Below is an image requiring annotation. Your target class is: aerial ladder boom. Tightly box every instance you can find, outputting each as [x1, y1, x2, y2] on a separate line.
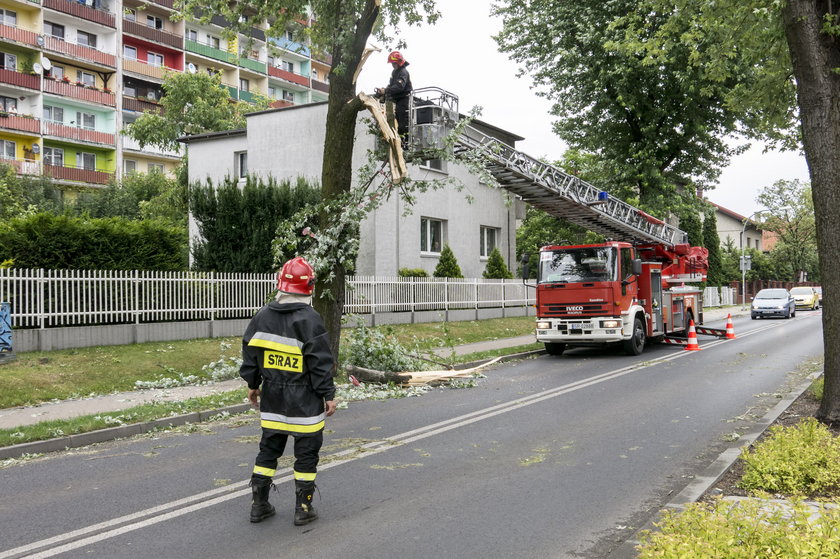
[408, 88, 687, 248]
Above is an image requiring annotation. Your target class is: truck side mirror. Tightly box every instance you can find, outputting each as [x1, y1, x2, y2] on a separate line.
[632, 259, 642, 276]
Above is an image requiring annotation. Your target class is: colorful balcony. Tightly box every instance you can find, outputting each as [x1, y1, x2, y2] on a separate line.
[269, 99, 293, 109]
[44, 163, 114, 184]
[311, 79, 329, 94]
[42, 121, 115, 146]
[0, 157, 40, 175]
[268, 65, 309, 87]
[150, 0, 174, 9]
[43, 35, 116, 67]
[123, 19, 183, 49]
[42, 0, 115, 28]
[239, 57, 266, 74]
[0, 68, 39, 90]
[0, 23, 41, 47]
[269, 36, 310, 57]
[0, 113, 40, 134]
[122, 96, 163, 115]
[43, 78, 116, 106]
[185, 39, 235, 64]
[123, 57, 175, 80]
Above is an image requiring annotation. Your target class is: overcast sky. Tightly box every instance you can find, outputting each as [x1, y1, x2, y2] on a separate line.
[356, 0, 810, 219]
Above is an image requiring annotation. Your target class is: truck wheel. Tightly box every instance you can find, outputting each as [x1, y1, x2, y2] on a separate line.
[545, 343, 566, 356]
[623, 317, 646, 356]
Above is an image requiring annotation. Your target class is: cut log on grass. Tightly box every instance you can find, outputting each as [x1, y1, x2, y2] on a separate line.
[345, 364, 413, 385]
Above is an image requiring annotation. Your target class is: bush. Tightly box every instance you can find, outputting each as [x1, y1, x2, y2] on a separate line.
[0, 213, 187, 270]
[738, 417, 840, 495]
[398, 268, 428, 277]
[340, 324, 429, 373]
[433, 244, 463, 278]
[637, 497, 840, 558]
[482, 247, 513, 279]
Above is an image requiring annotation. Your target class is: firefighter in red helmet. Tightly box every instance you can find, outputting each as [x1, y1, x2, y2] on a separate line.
[240, 256, 336, 525]
[375, 50, 413, 147]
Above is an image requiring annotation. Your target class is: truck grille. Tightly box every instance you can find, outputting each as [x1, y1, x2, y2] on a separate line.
[542, 302, 608, 317]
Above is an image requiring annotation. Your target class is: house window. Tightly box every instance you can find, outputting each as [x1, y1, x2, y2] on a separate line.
[147, 52, 164, 67]
[77, 70, 95, 87]
[49, 65, 64, 80]
[0, 139, 15, 159]
[45, 21, 65, 39]
[0, 9, 17, 27]
[124, 45, 138, 60]
[77, 30, 97, 48]
[209, 35, 220, 49]
[0, 51, 17, 70]
[124, 159, 136, 174]
[0, 96, 16, 112]
[44, 105, 64, 123]
[267, 86, 276, 98]
[44, 146, 64, 167]
[284, 30, 294, 41]
[148, 163, 164, 173]
[235, 151, 247, 178]
[186, 29, 197, 42]
[267, 55, 275, 66]
[421, 159, 445, 172]
[282, 90, 294, 102]
[125, 9, 136, 22]
[282, 60, 294, 73]
[239, 78, 249, 92]
[75, 111, 95, 130]
[76, 152, 96, 171]
[312, 69, 318, 80]
[480, 226, 499, 258]
[421, 218, 443, 254]
[124, 84, 137, 97]
[146, 15, 163, 30]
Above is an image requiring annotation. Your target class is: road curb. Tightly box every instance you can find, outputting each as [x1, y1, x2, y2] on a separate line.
[0, 403, 253, 460]
[609, 371, 823, 557]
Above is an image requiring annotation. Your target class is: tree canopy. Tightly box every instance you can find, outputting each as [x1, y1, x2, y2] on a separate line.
[758, 179, 818, 282]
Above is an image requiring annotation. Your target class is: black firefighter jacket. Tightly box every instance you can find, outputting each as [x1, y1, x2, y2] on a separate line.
[384, 63, 412, 102]
[240, 301, 336, 436]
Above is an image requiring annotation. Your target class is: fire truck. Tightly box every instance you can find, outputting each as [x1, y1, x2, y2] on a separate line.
[408, 88, 709, 356]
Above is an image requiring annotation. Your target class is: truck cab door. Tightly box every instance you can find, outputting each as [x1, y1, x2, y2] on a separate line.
[649, 269, 664, 335]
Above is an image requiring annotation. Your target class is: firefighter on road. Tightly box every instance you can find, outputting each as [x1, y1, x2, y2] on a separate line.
[240, 256, 336, 525]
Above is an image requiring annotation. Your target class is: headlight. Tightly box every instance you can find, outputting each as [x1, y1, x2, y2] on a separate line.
[536, 321, 551, 330]
[600, 320, 621, 329]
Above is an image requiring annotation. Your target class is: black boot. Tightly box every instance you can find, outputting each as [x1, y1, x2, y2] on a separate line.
[294, 481, 318, 526]
[249, 476, 275, 523]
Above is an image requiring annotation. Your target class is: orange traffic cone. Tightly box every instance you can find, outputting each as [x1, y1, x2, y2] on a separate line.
[684, 320, 701, 351]
[725, 314, 736, 339]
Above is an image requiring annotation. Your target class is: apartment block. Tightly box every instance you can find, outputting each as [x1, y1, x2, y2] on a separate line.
[0, 0, 329, 190]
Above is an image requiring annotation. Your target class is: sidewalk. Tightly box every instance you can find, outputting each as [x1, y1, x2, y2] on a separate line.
[0, 306, 745, 459]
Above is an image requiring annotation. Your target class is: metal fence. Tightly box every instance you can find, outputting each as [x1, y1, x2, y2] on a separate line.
[0, 268, 736, 329]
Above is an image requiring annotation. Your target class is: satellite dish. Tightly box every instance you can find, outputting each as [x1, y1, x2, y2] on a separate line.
[41, 57, 52, 70]
[31, 144, 40, 154]
[33, 63, 43, 74]
[37, 35, 45, 47]
[147, 92, 157, 100]
[186, 62, 197, 74]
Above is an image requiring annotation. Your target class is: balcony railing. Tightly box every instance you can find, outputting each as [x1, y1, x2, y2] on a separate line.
[185, 39, 236, 64]
[268, 36, 310, 57]
[122, 57, 177, 80]
[43, 121, 115, 146]
[43, 0, 115, 28]
[0, 23, 40, 47]
[122, 135, 180, 157]
[43, 35, 116, 67]
[311, 79, 329, 94]
[43, 78, 116, 106]
[150, 0, 174, 9]
[0, 68, 39, 90]
[44, 163, 114, 185]
[0, 157, 40, 175]
[0, 113, 40, 134]
[268, 65, 309, 87]
[123, 19, 183, 49]
[122, 96, 163, 115]
[269, 99, 294, 109]
[239, 57, 266, 74]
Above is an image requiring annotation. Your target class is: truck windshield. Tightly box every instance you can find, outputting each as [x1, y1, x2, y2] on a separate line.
[539, 247, 616, 284]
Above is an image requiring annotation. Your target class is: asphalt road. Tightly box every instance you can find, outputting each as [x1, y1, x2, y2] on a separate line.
[0, 311, 825, 559]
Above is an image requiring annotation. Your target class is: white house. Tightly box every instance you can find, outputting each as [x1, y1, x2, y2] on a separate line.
[181, 102, 526, 277]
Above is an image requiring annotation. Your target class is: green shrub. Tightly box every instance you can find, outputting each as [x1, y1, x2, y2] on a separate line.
[433, 244, 463, 278]
[340, 323, 429, 373]
[738, 417, 840, 495]
[398, 268, 428, 277]
[482, 247, 513, 279]
[637, 497, 840, 558]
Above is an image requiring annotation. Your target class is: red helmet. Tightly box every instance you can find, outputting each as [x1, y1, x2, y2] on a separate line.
[276, 257, 316, 295]
[387, 51, 405, 65]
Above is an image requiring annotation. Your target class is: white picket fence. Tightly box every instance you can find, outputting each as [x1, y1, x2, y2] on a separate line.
[0, 268, 735, 329]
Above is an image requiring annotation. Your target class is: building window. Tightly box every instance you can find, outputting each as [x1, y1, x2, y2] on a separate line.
[44, 105, 63, 123]
[0, 9, 16, 27]
[147, 52, 164, 67]
[480, 226, 499, 258]
[76, 152, 96, 171]
[267, 86, 276, 98]
[77, 30, 97, 49]
[49, 65, 64, 80]
[0, 139, 15, 159]
[124, 45, 137, 60]
[148, 163, 164, 173]
[282, 90, 294, 102]
[44, 21, 65, 40]
[284, 30, 294, 41]
[421, 218, 443, 254]
[44, 146, 64, 167]
[312, 69, 318, 80]
[125, 9, 136, 22]
[267, 55, 275, 66]
[75, 111, 95, 130]
[235, 151, 247, 178]
[209, 35, 220, 49]
[124, 84, 137, 97]
[186, 29, 197, 42]
[124, 159, 136, 174]
[421, 159, 445, 172]
[282, 60, 294, 73]
[77, 70, 95, 87]
[239, 78, 249, 92]
[0, 51, 17, 70]
[146, 15, 163, 29]
[0, 96, 16, 112]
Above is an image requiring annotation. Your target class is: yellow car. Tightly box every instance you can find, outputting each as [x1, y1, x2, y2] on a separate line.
[790, 286, 820, 310]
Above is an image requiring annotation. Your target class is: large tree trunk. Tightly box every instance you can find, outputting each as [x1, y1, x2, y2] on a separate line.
[782, 0, 840, 423]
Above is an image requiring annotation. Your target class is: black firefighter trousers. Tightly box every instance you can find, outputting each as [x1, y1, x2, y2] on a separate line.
[253, 430, 323, 482]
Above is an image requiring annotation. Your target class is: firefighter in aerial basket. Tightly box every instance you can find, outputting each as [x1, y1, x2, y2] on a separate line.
[240, 256, 337, 525]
